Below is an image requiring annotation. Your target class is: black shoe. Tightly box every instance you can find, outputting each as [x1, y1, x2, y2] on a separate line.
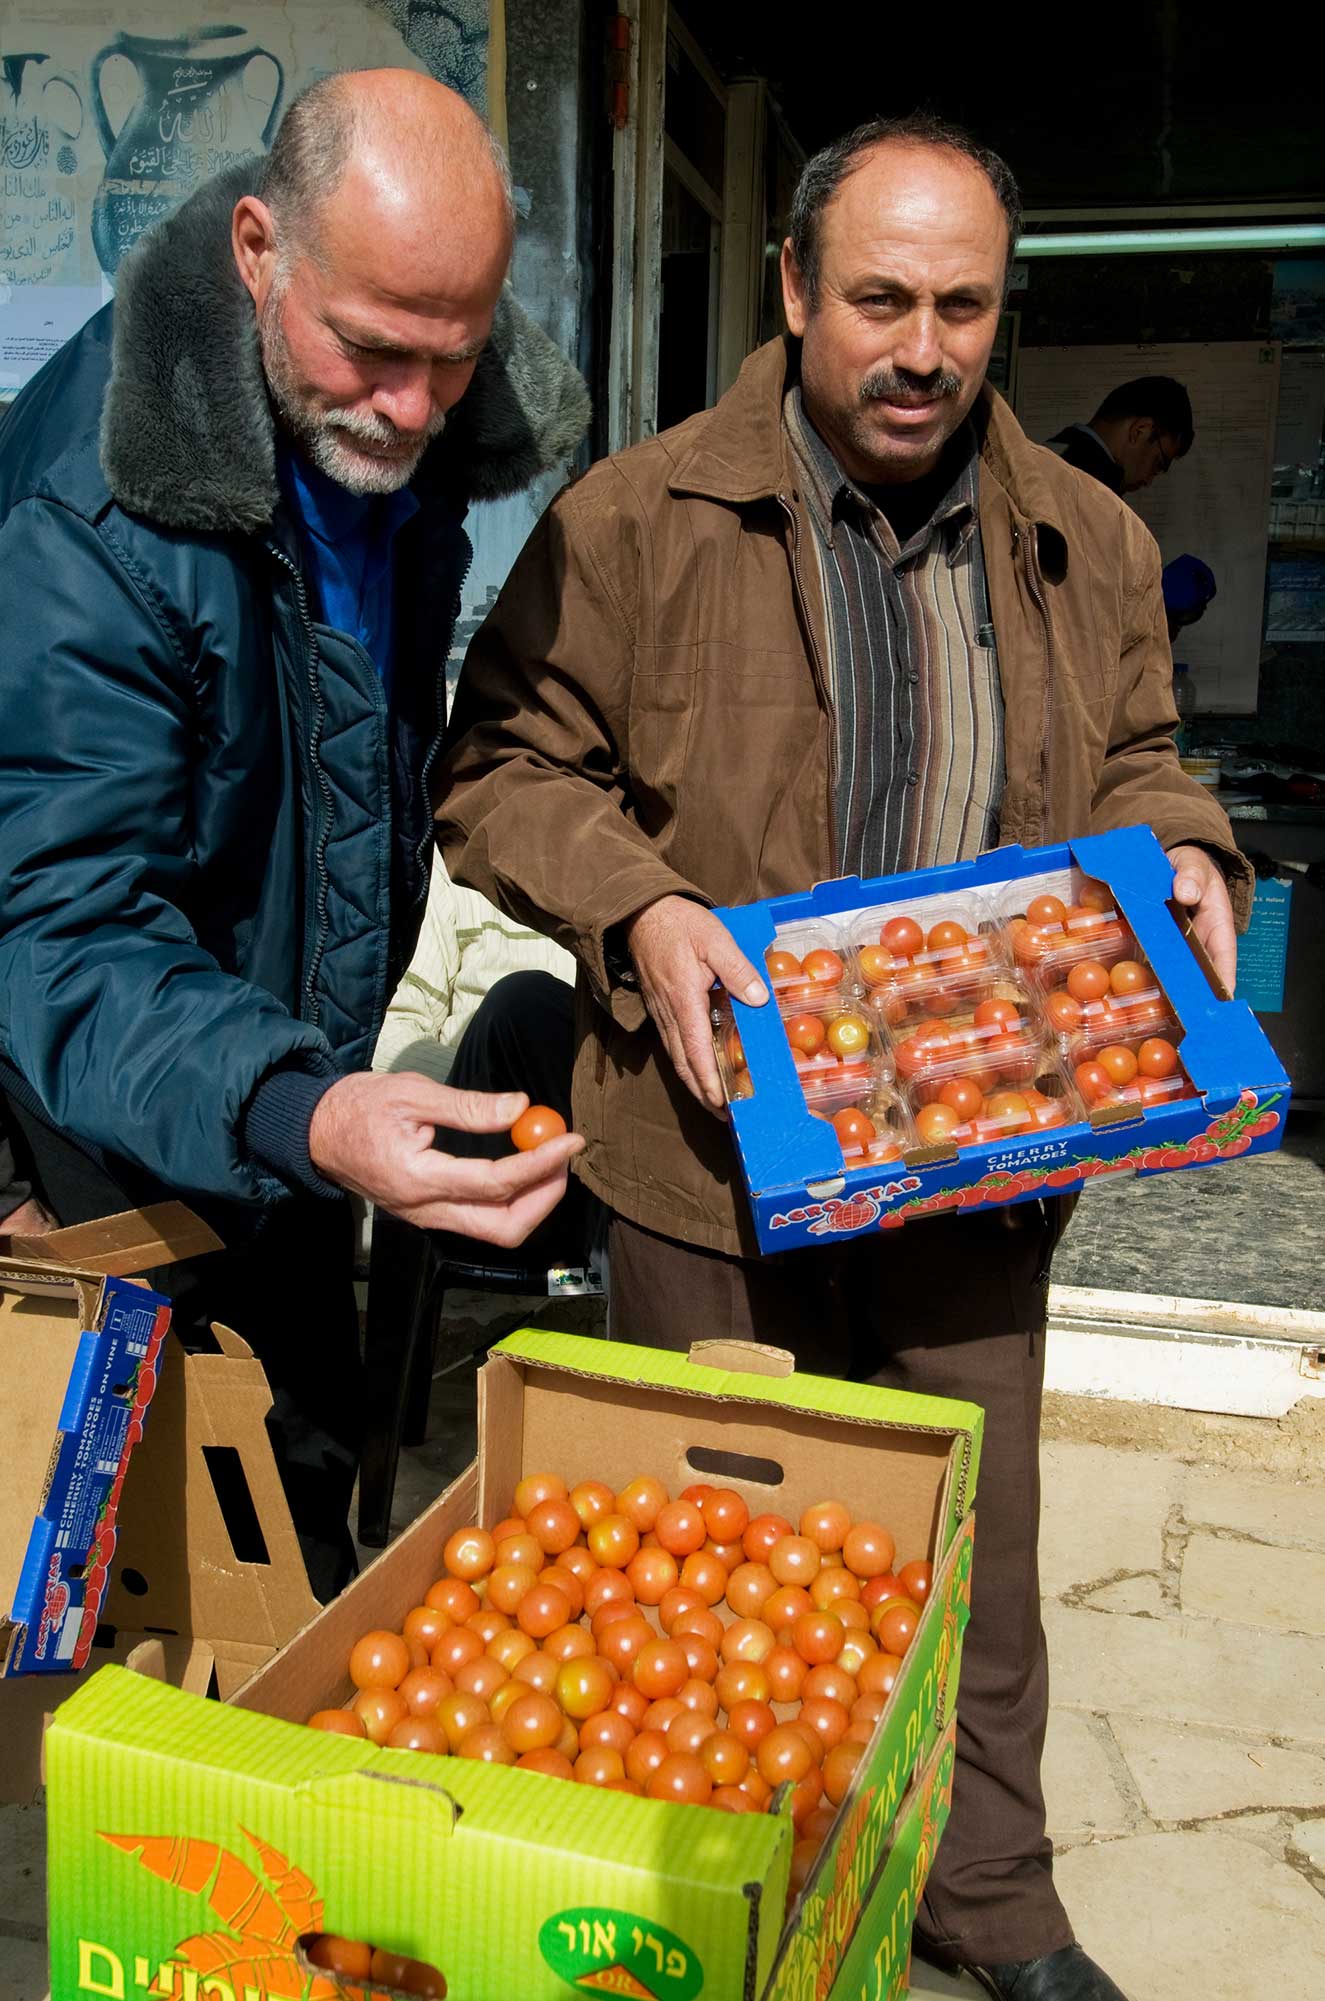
[964, 1946, 1129, 2000]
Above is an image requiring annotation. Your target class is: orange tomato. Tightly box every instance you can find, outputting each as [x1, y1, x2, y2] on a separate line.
[1043, 989, 1082, 1033]
[646, 1752, 712, 1805]
[1137, 1036, 1179, 1078]
[306, 1708, 366, 1737]
[915, 1101, 962, 1147]
[1108, 959, 1149, 996]
[1066, 959, 1111, 1002]
[514, 1472, 567, 1516]
[742, 1513, 792, 1562]
[825, 1011, 871, 1059]
[517, 1747, 574, 1781]
[524, 1499, 580, 1556]
[654, 1499, 707, 1557]
[784, 1011, 827, 1055]
[509, 1105, 568, 1150]
[385, 1715, 447, 1754]
[973, 996, 1021, 1030]
[567, 1477, 613, 1528]
[1074, 1060, 1112, 1106]
[351, 1687, 408, 1744]
[858, 943, 893, 985]
[843, 1521, 896, 1579]
[873, 1598, 922, 1655]
[633, 1638, 689, 1699]
[802, 948, 845, 985]
[1025, 893, 1067, 928]
[791, 1610, 846, 1665]
[1097, 1044, 1139, 1087]
[881, 915, 924, 958]
[823, 1739, 866, 1806]
[587, 1513, 640, 1568]
[765, 949, 803, 984]
[516, 1580, 574, 1640]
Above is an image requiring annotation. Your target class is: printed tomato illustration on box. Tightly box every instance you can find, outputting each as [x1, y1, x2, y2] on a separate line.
[98, 1828, 447, 2001]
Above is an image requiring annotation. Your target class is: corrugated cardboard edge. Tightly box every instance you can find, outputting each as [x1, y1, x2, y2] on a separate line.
[0, 1202, 223, 1279]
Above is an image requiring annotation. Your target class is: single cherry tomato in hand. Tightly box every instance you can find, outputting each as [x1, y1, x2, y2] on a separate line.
[510, 1105, 568, 1151]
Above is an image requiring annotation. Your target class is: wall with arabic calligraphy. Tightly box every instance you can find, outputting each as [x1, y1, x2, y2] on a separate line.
[0, 3, 491, 391]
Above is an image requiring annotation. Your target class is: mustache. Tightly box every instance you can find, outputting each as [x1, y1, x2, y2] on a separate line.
[859, 367, 962, 406]
[324, 405, 448, 449]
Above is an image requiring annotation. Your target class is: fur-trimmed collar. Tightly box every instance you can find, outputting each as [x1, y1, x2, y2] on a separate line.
[100, 161, 591, 534]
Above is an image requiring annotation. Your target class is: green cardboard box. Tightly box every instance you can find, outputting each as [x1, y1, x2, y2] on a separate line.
[46, 1331, 980, 1999]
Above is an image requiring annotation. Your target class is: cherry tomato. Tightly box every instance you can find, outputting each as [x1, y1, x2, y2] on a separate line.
[306, 1708, 366, 1737]
[587, 1513, 640, 1568]
[823, 1739, 866, 1806]
[1025, 893, 1067, 928]
[575, 1744, 626, 1787]
[525, 1500, 580, 1556]
[936, 1075, 984, 1121]
[1012, 919, 1057, 965]
[859, 1652, 903, 1698]
[791, 1610, 846, 1665]
[596, 1614, 653, 1674]
[647, 1752, 713, 1805]
[307, 1937, 373, 1979]
[802, 948, 845, 985]
[1107, 959, 1148, 997]
[914, 1101, 962, 1147]
[1066, 959, 1111, 1002]
[626, 1546, 680, 1605]
[625, 1729, 670, 1784]
[765, 949, 803, 984]
[843, 1522, 896, 1579]
[1137, 1037, 1179, 1078]
[881, 915, 924, 958]
[858, 944, 894, 986]
[984, 1090, 1032, 1131]
[500, 1689, 563, 1753]
[1074, 1060, 1112, 1106]
[743, 1513, 793, 1562]
[726, 1698, 777, 1748]
[349, 1630, 410, 1691]
[873, 1598, 922, 1655]
[352, 1686, 408, 1744]
[799, 1500, 850, 1552]
[825, 1011, 871, 1059]
[785, 1011, 827, 1055]
[715, 1660, 772, 1711]
[700, 1488, 749, 1542]
[927, 919, 968, 952]
[1097, 1044, 1139, 1087]
[1043, 989, 1082, 1033]
[720, 1617, 776, 1666]
[510, 1105, 567, 1151]
[892, 1560, 930, 1608]
[973, 997, 1021, 1030]
[831, 1106, 877, 1151]
[654, 1500, 707, 1557]
[516, 1580, 574, 1640]
[633, 1638, 689, 1699]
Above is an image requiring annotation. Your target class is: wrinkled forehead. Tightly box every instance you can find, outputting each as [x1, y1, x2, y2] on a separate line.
[819, 143, 1009, 280]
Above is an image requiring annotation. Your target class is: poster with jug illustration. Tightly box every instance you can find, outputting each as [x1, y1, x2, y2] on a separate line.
[0, 2, 491, 391]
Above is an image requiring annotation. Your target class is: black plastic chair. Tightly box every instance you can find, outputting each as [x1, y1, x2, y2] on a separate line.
[356, 1206, 603, 1548]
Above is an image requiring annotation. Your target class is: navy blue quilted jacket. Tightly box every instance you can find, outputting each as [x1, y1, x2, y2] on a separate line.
[0, 164, 589, 1210]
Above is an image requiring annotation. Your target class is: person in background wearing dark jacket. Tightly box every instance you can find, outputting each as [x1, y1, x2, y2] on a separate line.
[1048, 375, 1194, 495]
[0, 69, 589, 1594]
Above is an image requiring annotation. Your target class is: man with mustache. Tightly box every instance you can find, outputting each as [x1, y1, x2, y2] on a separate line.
[0, 69, 588, 1595]
[439, 113, 1248, 1998]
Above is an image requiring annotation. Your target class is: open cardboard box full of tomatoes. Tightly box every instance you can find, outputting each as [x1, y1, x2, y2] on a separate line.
[713, 825, 1291, 1253]
[46, 1330, 981, 2001]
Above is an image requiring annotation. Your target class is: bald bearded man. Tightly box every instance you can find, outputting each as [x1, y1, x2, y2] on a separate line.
[0, 70, 589, 1592]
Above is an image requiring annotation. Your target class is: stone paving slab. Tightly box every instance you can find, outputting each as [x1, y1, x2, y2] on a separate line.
[1042, 1600, 1325, 1744]
[1056, 1828, 1325, 2001]
[1180, 1464, 1325, 1553]
[1180, 1529, 1325, 1635]
[1042, 1709, 1141, 1846]
[1037, 1441, 1175, 1599]
[1109, 1715, 1325, 1824]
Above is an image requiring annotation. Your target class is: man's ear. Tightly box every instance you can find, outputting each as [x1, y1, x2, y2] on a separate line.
[781, 239, 809, 338]
[232, 195, 279, 309]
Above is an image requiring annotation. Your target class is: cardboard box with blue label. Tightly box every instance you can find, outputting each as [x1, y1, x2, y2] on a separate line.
[0, 1208, 208, 1677]
[713, 826, 1291, 1254]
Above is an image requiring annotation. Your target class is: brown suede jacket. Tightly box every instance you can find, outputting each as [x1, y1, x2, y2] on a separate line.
[437, 337, 1252, 1255]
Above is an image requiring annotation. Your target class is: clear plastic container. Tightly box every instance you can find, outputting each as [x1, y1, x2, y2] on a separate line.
[998, 869, 1136, 986]
[905, 1045, 1085, 1154]
[806, 1079, 916, 1166]
[1069, 1030, 1195, 1115]
[762, 923, 854, 1015]
[711, 994, 894, 1105]
[847, 894, 1006, 1024]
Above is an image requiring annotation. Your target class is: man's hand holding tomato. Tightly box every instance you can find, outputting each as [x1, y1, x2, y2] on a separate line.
[625, 895, 769, 1111]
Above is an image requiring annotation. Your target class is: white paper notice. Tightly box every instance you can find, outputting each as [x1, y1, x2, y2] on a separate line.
[1016, 342, 1281, 713]
[0, 280, 102, 390]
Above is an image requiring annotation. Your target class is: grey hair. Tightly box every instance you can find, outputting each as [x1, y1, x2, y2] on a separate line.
[788, 112, 1023, 305]
[258, 71, 516, 259]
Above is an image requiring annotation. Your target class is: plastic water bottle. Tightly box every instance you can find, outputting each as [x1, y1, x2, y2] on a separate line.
[1173, 662, 1196, 755]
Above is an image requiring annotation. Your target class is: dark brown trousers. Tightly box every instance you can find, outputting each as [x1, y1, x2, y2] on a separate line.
[608, 1202, 1075, 1970]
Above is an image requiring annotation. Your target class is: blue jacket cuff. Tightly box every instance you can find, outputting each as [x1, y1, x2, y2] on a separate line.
[241, 1060, 343, 1199]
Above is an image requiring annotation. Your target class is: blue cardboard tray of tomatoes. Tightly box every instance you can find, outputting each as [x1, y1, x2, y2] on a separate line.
[712, 826, 1291, 1253]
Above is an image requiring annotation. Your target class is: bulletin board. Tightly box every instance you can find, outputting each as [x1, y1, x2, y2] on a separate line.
[1015, 340, 1281, 714]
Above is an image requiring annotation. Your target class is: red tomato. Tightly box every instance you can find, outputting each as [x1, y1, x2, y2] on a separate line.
[1074, 1061, 1112, 1106]
[510, 1105, 568, 1151]
[938, 1075, 984, 1120]
[1076, 877, 1113, 912]
[1097, 1044, 1140, 1087]
[896, 1559, 933, 1604]
[832, 1106, 877, 1150]
[765, 949, 803, 984]
[1066, 959, 1111, 1002]
[915, 1102, 962, 1147]
[973, 997, 1021, 1031]
[802, 948, 845, 985]
[881, 915, 924, 958]
[1043, 989, 1082, 1033]
[926, 919, 968, 952]
[1108, 959, 1149, 997]
[1137, 1037, 1179, 1078]
[785, 1011, 827, 1054]
[984, 1090, 1033, 1132]
[858, 944, 893, 986]
[1025, 893, 1067, 928]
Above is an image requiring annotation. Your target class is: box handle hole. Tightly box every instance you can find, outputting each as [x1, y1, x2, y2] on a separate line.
[686, 1445, 785, 1488]
[119, 1567, 148, 1596]
[202, 1444, 270, 1565]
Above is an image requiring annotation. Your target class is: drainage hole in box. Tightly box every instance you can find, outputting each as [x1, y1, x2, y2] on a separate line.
[202, 1444, 271, 1564]
[119, 1567, 149, 1596]
[686, 1445, 785, 1488]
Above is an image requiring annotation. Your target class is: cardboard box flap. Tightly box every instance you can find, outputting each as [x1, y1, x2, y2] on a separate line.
[96, 1328, 319, 1659]
[689, 1339, 794, 1378]
[0, 1202, 223, 1280]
